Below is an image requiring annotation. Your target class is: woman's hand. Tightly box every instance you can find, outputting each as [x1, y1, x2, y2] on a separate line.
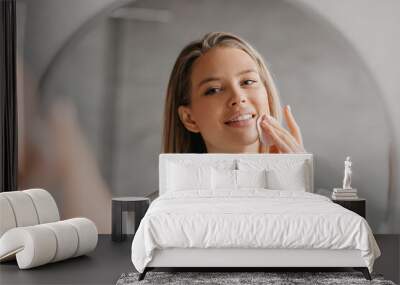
[260, 105, 306, 153]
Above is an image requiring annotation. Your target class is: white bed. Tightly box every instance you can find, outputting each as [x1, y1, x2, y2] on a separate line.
[131, 154, 380, 280]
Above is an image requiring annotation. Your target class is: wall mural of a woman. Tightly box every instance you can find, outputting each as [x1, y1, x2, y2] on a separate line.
[16, 0, 398, 234]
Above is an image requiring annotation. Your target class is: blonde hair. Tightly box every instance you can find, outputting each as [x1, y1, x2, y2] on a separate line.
[162, 31, 282, 153]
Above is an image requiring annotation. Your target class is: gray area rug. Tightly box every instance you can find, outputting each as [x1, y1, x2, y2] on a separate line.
[116, 271, 396, 285]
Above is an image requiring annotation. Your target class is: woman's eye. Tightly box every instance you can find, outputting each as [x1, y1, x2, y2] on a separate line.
[204, 87, 221, 96]
[242, 79, 257, 86]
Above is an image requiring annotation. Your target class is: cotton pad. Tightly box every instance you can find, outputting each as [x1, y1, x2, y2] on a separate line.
[256, 115, 272, 146]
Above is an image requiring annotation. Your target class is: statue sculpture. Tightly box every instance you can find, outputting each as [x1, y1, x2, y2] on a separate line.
[342, 156, 352, 189]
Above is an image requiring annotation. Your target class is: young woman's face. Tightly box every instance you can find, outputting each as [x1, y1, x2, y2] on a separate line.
[179, 47, 270, 153]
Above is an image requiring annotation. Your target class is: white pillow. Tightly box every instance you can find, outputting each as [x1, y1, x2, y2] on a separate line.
[167, 162, 212, 191]
[236, 169, 268, 189]
[212, 168, 237, 190]
[266, 162, 307, 191]
[237, 159, 308, 191]
[211, 168, 268, 190]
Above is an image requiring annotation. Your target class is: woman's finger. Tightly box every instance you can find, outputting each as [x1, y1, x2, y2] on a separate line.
[268, 124, 303, 152]
[264, 115, 298, 145]
[283, 105, 303, 146]
[262, 116, 305, 153]
[261, 120, 292, 153]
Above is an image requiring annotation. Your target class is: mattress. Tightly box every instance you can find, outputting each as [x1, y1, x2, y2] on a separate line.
[131, 189, 380, 273]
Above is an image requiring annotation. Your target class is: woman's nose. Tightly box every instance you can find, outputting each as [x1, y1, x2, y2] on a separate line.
[228, 88, 247, 106]
[230, 98, 246, 106]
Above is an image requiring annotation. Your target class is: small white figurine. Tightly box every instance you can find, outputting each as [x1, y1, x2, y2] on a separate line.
[342, 156, 352, 189]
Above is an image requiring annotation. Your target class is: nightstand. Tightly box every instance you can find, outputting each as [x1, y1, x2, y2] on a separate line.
[112, 197, 150, 242]
[332, 198, 366, 218]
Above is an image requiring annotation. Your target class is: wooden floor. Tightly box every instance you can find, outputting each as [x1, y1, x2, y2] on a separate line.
[0, 235, 398, 284]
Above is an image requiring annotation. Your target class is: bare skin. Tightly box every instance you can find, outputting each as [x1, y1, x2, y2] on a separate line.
[178, 46, 305, 153]
[260, 105, 305, 153]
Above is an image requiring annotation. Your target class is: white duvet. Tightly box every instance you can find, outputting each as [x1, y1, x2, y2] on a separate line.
[131, 189, 380, 273]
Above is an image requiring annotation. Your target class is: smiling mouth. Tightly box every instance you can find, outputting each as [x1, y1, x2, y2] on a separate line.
[225, 114, 256, 127]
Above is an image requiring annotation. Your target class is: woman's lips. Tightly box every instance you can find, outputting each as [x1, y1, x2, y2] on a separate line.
[225, 116, 255, 128]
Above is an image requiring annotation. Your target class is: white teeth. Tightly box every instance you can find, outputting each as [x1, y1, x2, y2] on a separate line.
[229, 114, 253, 122]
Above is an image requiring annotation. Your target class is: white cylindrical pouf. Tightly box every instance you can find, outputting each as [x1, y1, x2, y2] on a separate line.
[24, 189, 60, 223]
[0, 190, 98, 269]
[0, 195, 17, 237]
[43, 221, 79, 262]
[0, 226, 57, 269]
[65, 218, 98, 257]
[1, 192, 39, 227]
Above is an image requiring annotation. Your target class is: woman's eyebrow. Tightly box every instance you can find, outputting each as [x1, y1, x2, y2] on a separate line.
[197, 68, 257, 88]
[236, 68, 257, 76]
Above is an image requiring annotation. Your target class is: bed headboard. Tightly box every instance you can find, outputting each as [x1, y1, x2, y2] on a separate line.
[159, 153, 314, 195]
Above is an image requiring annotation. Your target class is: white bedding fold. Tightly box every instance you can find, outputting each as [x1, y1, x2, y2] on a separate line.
[131, 189, 380, 273]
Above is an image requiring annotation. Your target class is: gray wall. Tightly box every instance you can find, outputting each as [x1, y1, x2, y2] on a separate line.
[19, 0, 400, 234]
[298, 0, 400, 234]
